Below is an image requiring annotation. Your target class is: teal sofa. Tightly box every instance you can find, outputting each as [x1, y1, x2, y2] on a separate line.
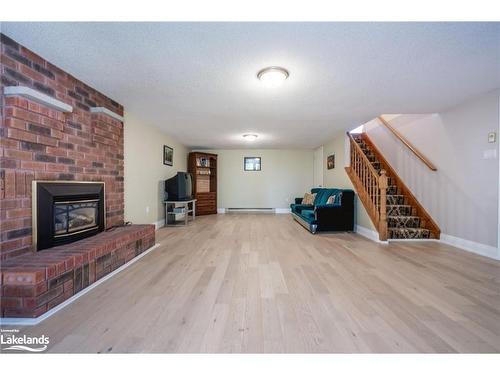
[290, 188, 355, 233]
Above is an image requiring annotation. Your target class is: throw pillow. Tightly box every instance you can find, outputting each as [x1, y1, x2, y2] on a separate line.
[326, 195, 336, 205]
[301, 192, 316, 205]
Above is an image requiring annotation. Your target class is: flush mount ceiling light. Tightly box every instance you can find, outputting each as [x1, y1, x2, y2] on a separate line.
[257, 66, 289, 88]
[242, 134, 258, 141]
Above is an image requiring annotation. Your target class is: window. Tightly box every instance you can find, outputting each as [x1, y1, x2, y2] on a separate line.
[244, 157, 261, 171]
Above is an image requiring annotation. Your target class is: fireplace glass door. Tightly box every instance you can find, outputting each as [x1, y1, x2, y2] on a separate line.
[54, 200, 99, 237]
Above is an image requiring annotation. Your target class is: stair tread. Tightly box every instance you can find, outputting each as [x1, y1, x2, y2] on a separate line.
[389, 227, 430, 232]
[387, 215, 420, 219]
[388, 227, 431, 240]
[389, 228, 428, 231]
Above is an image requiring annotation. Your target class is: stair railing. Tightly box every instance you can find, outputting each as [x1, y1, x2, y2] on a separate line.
[347, 133, 388, 241]
[377, 116, 437, 171]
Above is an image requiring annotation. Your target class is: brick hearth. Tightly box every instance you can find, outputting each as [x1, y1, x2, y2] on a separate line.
[0, 225, 155, 318]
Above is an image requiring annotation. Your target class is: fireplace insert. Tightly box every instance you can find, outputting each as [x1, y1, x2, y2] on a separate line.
[54, 199, 99, 236]
[33, 181, 105, 251]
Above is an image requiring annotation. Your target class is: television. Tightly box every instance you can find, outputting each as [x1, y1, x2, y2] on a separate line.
[165, 172, 193, 200]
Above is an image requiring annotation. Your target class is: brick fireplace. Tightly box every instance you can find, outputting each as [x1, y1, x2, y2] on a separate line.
[0, 34, 156, 318]
[1, 33, 125, 260]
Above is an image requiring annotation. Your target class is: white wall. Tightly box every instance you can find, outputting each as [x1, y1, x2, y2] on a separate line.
[124, 112, 189, 226]
[365, 89, 500, 254]
[313, 146, 324, 187]
[203, 149, 314, 209]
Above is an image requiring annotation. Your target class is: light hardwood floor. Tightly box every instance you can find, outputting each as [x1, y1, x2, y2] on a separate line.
[5, 214, 500, 353]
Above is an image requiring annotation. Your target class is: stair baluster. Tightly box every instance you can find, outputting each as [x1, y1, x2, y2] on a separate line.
[346, 133, 388, 241]
[379, 170, 388, 241]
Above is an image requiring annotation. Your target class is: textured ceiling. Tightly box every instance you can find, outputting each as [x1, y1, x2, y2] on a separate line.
[2, 22, 499, 149]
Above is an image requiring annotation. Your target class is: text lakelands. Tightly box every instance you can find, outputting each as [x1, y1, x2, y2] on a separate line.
[1, 334, 50, 345]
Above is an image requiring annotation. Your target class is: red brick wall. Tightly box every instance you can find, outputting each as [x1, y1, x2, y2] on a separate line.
[1, 33, 125, 260]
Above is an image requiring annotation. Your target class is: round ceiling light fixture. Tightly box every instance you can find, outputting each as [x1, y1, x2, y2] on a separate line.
[242, 134, 258, 141]
[257, 66, 289, 88]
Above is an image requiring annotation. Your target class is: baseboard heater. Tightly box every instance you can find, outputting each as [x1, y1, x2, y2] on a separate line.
[226, 208, 275, 214]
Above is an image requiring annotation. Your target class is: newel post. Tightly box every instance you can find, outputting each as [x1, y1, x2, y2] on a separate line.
[378, 169, 388, 241]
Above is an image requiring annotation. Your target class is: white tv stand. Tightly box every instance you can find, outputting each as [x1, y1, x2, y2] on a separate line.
[163, 199, 197, 226]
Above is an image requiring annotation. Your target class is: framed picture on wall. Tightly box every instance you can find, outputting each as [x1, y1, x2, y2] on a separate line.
[163, 145, 173, 166]
[244, 157, 261, 171]
[327, 154, 335, 170]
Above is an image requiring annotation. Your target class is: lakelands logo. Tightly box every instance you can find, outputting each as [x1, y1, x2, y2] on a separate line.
[0, 329, 49, 352]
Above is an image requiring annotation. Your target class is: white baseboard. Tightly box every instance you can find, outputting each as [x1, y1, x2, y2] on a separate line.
[355, 226, 499, 260]
[355, 225, 387, 244]
[0, 243, 161, 326]
[440, 234, 499, 260]
[153, 219, 165, 229]
[226, 208, 274, 213]
[388, 238, 438, 243]
[219, 208, 290, 214]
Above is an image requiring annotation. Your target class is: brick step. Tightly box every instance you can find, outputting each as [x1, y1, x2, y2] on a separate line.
[388, 227, 431, 239]
[388, 216, 421, 228]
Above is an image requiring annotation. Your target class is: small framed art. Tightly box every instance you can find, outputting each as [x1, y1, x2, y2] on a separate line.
[163, 145, 173, 166]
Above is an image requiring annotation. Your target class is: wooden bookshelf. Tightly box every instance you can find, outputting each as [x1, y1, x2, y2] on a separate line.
[188, 152, 217, 215]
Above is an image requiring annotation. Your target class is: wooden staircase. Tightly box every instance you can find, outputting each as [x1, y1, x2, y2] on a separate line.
[345, 131, 440, 241]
